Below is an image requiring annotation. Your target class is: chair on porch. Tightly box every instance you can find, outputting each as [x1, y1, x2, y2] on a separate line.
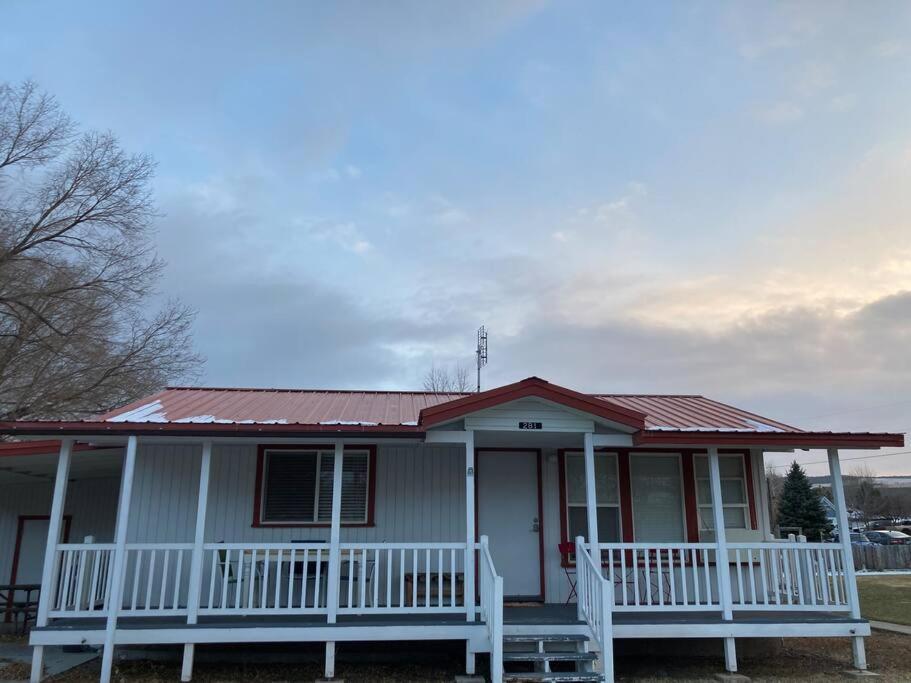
[216, 543, 264, 607]
[557, 542, 577, 604]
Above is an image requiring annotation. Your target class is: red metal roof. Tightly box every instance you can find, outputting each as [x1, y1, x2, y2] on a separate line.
[0, 378, 903, 448]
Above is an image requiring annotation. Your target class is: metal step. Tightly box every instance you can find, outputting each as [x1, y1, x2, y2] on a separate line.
[503, 634, 589, 643]
[503, 651, 598, 663]
[502, 673, 602, 683]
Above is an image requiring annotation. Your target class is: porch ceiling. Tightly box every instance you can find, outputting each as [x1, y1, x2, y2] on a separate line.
[472, 430, 588, 449]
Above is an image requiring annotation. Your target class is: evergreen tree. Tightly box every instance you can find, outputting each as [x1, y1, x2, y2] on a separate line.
[777, 461, 832, 540]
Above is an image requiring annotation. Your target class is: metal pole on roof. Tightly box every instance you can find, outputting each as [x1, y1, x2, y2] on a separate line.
[476, 325, 487, 393]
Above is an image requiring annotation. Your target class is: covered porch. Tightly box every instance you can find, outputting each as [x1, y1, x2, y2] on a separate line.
[3, 377, 902, 683]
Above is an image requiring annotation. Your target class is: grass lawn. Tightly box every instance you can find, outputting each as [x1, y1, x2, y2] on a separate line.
[857, 574, 911, 625]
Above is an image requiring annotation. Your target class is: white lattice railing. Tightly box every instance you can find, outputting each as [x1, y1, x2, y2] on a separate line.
[478, 536, 503, 683]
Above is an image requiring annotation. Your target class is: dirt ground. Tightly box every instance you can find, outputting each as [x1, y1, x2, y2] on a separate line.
[0, 629, 902, 682]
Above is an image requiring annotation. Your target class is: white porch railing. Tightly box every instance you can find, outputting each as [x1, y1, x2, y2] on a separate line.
[46, 541, 472, 619]
[598, 542, 720, 611]
[728, 541, 850, 611]
[200, 543, 329, 615]
[48, 544, 115, 617]
[337, 542, 467, 614]
[478, 535, 503, 683]
[597, 541, 852, 613]
[576, 538, 613, 682]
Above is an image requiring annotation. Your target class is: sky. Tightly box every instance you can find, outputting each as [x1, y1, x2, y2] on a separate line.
[3, 1, 911, 475]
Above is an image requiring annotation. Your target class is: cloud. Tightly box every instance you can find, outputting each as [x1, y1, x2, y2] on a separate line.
[874, 40, 905, 58]
[301, 219, 372, 254]
[757, 102, 804, 124]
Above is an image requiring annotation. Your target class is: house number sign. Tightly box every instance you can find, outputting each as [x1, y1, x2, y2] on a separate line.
[518, 421, 543, 430]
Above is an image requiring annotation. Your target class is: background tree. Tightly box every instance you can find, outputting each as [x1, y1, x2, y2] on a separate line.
[765, 466, 785, 530]
[0, 81, 201, 420]
[777, 461, 831, 540]
[844, 464, 888, 525]
[423, 361, 471, 392]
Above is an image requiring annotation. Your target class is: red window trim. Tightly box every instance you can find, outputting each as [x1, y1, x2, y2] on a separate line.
[556, 447, 757, 567]
[252, 444, 377, 528]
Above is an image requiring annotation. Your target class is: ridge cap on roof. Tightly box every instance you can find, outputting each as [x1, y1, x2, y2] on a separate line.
[163, 386, 471, 396]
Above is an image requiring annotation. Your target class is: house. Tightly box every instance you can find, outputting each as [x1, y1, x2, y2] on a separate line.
[0, 376, 903, 683]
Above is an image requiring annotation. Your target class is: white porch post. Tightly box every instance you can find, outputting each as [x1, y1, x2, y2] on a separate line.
[828, 447, 866, 670]
[181, 440, 212, 682]
[707, 446, 736, 673]
[465, 429, 476, 623]
[583, 432, 600, 556]
[100, 435, 138, 683]
[324, 440, 345, 679]
[464, 430, 477, 675]
[30, 439, 73, 683]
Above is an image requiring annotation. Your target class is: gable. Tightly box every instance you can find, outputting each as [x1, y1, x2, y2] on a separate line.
[462, 397, 599, 433]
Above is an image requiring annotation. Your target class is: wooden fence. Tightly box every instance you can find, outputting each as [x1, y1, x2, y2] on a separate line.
[853, 544, 911, 571]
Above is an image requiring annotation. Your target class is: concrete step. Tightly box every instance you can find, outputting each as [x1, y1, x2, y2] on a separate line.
[503, 651, 598, 663]
[503, 634, 589, 643]
[502, 673, 602, 683]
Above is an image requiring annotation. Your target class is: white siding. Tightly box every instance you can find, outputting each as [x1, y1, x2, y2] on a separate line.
[464, 398, 595, 433]
[125, 443, 467, 545]
[0, 477, 120, 583]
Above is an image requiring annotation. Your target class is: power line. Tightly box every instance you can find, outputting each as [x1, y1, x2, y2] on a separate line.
[795, 398, 911, 422]
[767, 449, 911, 469]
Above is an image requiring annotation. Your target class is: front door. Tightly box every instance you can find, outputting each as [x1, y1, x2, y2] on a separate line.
[477, 450, 542, 600]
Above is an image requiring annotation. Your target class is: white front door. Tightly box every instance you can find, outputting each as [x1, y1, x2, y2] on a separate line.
[477, 450, 542, 600]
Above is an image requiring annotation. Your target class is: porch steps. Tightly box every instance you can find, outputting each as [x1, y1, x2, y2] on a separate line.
[501, 634, 602, 683]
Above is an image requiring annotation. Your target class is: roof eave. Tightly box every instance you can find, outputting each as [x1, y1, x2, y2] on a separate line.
[0, 421, 426, 439]
[634, 430, 905, 449]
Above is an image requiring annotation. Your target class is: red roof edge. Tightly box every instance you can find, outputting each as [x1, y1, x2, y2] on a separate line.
[0, 439, 113, 457]
[634, 430, 905, 449]
[419, 376, 648, 429]
[0, 422, 425, 438]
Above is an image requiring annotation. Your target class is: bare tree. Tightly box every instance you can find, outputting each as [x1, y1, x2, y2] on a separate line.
[423, 361, 472, 393]
[844, 464, 887, 524]
[0, 81, 201, 420]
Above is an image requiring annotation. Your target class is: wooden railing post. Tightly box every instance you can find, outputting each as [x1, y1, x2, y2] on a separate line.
[708, 446, 737, 673]
[181, 441, 211, 681]
[100, 435, 138, 683]
[465, 430, 476, 622]
[583, 433, 600, 557]
[828, 448, 866, 670]
[30, 439, 72, 683]
[324, 441, 345, 680]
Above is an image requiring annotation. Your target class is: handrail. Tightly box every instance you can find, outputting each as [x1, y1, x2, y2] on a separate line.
[478, 536, 503, 683]
[576, 537, 614, 681]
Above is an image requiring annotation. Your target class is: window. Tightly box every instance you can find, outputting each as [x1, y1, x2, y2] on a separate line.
[694, 454, 749, 532]
[563, 452, 621, 543]
[630, 454, 685, 541]
[258, 448, 372, 525]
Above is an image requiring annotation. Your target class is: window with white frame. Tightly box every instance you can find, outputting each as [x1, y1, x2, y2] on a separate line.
[563, 452, 621, 543]
[261, 449, 370, 524]
[694, 454, 749, 532]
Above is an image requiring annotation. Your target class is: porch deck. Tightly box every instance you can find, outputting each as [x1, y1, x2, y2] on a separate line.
[32, 604, 869, 645]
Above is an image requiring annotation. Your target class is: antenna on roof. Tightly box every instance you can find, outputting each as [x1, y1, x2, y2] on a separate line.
[476, 325, 488, 393]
